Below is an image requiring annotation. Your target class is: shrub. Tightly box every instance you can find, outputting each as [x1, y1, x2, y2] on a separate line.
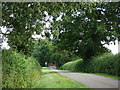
[87, 53, 119, 75]
[61, 53, 120, 76]
[61, 59, 84, 72]
[2, 49, 41, 88]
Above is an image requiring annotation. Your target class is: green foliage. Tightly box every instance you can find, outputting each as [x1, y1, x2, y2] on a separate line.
[86, 53, 120, 75]
[51, 50, 74, 68]
[61, 53, 120, 76]
[31, 39, 77, 67]
[61, 60, 77, 70]
[2, 2, 44, 54]
[2, 2, 119, 61]
[2, 2, 83, 54]
[52, 2, 119, 60]
[61, 59, 85, 72]
[2, 49, 41, 88]
[31, 39, 52, 66]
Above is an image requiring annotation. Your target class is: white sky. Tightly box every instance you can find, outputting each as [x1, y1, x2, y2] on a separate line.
[104, 40, 118, 54]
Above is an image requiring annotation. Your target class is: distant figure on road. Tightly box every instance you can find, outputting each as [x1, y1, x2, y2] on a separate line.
[45, 62, 47, 67]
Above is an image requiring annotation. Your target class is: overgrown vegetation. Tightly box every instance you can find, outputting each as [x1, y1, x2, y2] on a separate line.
[2, 50, 41, 88]
[61, 53, 120, 76]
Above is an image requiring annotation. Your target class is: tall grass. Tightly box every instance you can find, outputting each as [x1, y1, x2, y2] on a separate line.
[2, 49, 42, 88]
[61, 53, 120, 76]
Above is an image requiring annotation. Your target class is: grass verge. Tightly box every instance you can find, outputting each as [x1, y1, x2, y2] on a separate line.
[91, 73, 120, 80]
[35, 67, 90, 88]
[63, 70, 120, 80]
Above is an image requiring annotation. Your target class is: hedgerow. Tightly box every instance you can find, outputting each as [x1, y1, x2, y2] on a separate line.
[2, 49, 41, 88]
[61, 53, 120, 76]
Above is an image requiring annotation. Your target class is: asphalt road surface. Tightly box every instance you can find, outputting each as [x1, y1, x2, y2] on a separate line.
[49, 66, 120, 89]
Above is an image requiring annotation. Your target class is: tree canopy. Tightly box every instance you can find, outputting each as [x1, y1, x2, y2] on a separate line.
[30, 38, 77, 67]
[51, 2, 120, 60]
[2, 2, 120, 61]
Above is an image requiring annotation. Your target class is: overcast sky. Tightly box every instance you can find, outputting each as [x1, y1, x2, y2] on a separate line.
[104, 40, 118, 54]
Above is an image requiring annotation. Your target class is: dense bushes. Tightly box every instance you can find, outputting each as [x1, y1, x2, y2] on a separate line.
[61, 53, 120, 76]
[86, 53, 119, 75]
[60, 59, 84, 72]
[2, 49, 42, 88]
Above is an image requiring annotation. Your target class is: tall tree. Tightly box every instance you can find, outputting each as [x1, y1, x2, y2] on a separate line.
[2, 2, 119, 60]
[51, 2, 120, 61]
[2, 2, 82, 54]
[2, 2, 43, 53]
